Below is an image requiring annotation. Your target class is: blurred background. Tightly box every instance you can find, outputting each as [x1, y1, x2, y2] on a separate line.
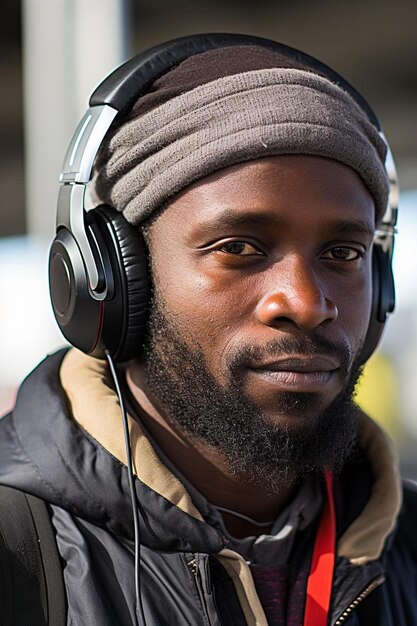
[1, 1, 416, 476]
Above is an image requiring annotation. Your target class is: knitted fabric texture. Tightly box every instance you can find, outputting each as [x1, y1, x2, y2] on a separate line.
[93, 66, 389, 225]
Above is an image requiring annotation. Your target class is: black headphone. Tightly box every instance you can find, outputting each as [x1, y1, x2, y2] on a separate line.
[49, 33, 398, 364]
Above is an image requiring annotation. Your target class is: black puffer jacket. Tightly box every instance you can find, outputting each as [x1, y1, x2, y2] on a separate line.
[0, 349, 416, 626]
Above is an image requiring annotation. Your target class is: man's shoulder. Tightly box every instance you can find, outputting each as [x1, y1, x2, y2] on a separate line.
[395, 479, 417, 557]
[402, 478, 417, 517]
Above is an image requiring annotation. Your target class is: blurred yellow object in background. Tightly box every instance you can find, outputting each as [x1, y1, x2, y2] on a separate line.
[356, 352, 400, 442]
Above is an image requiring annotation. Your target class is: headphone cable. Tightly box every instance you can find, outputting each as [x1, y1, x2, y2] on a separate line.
[105, 350, 145, 626]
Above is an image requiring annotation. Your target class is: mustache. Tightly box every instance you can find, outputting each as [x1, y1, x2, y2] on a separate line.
[228, 334, 353, 372]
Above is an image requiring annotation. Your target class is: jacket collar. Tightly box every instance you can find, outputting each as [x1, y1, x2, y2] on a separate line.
[60, 348, 402, 564]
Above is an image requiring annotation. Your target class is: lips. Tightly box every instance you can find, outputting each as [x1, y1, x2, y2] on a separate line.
[247, 354, 340, 391]
[250, 354, 340, 373]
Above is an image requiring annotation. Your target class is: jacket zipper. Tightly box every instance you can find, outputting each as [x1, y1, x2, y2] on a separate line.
[187, 554, 217, 626]
[334, 575, 385, 625]
[187, 556, 198, 576]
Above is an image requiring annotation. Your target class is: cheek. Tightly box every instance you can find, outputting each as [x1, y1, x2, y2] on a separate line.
[334, 267, 373, 352]
[151, 257, 254, 359]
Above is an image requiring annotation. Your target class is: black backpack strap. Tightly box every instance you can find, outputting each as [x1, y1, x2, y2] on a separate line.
[0, 485, 66, 626]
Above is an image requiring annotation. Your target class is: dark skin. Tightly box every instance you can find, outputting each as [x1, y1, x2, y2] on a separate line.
[127, 155, 375, 537]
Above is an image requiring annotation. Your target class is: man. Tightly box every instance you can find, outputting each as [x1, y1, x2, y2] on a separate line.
[1, 35, 416, 625]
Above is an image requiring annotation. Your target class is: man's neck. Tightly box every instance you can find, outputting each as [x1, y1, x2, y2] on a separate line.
[126, 361, 297, 538]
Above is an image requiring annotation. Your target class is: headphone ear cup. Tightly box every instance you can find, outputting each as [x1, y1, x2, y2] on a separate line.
[360, 245, 395, 364]
[49, 227, 105, 354]
[91, 205, 151, 362]
[376, 244, 395, 322]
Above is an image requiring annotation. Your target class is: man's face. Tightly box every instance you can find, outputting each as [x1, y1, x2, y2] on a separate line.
[142, 155, 375, 484]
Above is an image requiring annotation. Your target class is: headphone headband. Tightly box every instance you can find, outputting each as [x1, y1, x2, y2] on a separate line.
[89, 33, 381, 127]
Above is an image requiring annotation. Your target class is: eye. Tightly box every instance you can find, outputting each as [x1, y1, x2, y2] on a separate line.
[217, 240, 263, 256]
[322, 247, 363, 261]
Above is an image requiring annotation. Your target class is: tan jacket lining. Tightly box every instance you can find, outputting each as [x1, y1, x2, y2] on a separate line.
[216, 549, 268, 626]
[60, 348, 203, 522]
[337, 411, 402, 565]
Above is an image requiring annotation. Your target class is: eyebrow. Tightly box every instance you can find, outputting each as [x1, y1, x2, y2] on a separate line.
[330, 219, 375, 238]
[197, 209, 280, 232]
[196, 210, 375, 237]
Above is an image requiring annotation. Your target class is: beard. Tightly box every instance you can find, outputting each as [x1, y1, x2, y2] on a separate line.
[143, 297, 363, 492]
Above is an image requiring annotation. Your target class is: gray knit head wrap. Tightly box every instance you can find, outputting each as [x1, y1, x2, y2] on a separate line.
[92, 46, 389, 225]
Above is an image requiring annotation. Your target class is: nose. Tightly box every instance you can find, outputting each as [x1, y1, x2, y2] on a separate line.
[255, 257, 338, 330]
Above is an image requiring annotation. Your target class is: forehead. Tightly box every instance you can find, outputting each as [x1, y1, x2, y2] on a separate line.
[156, 155, 375, 236]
